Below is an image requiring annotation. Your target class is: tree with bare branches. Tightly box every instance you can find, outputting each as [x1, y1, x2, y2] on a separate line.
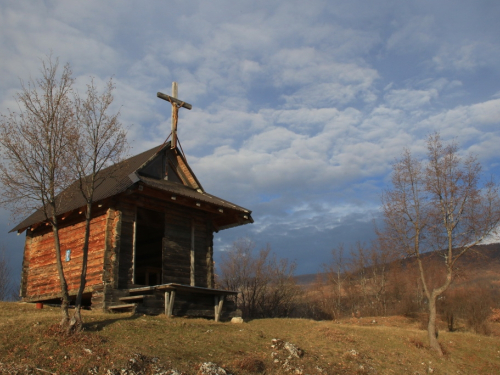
[321, 244, 349, 319]
[0, 57, 76, 324]
[381, 132, 500, 354]
[218, 238, 299, 319]
[67, 77, 127, 332]
[0, 56, 127, 330]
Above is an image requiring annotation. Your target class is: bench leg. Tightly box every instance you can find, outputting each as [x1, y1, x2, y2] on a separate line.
[214, 295, 225, 322]
[165, 291, 176, 317]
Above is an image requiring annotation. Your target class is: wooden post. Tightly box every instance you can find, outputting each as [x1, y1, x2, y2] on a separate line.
[206, 226, 214, 288]
[165, 290, 176, 317]
[156, 83, 192, 150]
[214, 296, 219, 322]
[132, 208, 137, 284]
[169, 290, 175, 317]
[214, 295, 225, 322]
[164, 292, 169, 316]
[190, 220, 195, 286]
[171, 82, 178, 149]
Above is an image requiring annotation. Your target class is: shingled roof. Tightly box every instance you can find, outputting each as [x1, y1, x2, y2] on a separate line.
[11, 142, 253, 232]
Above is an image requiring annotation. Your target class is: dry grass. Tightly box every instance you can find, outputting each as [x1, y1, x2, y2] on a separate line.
[1, 302, 500, 374]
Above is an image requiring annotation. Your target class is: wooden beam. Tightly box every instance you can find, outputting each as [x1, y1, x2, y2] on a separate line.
[134, 185, 240, 217]
[157, 92, 192, 110]
[165, 290, 176, 317]
[190, 219, 195, 287]
[164, 291, 169, 316]
[214, 295, 225, 322]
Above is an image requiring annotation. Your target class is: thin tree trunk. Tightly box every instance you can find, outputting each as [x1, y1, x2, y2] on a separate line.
[69, 202, 92, 332]
[52, 219, 70, 326]
[427, 293, 442, 355]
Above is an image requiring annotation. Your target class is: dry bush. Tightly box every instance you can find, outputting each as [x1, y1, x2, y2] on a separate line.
[408, 336, 425, 349]
[465, 288, 493, 335]
[233, 355, 265, 373]
[218, 238, 300, 319]
[490, 308, 500, 323]
[439, 284, 495, 335]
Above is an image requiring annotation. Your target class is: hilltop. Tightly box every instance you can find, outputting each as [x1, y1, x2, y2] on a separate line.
[296, 243, 500, 287]
[1, 302, 499, 374]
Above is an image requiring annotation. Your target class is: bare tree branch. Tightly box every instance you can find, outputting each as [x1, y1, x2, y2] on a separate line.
[380, 132, 500, 355]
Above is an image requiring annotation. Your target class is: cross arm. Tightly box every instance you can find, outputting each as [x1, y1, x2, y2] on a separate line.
[157, 92, 192, 110]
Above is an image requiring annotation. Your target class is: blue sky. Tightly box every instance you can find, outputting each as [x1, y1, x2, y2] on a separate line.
[1, 0, 500, 282]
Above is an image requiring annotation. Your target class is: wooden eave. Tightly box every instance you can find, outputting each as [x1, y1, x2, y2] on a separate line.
[18, 200, 113, 236]
[11, 141, 253, 234]
[129, 182, 253, 231]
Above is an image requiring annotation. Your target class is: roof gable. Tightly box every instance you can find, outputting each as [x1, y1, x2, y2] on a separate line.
[11, 142, 252, 233]
[136, 145, 204, 192]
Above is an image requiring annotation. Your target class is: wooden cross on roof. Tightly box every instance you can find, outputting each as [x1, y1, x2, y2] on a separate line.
[157, 82, 192, 149]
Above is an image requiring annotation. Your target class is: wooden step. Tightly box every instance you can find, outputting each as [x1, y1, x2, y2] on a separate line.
[108, 303, 137, 311]
[128, 286, 155, 294]
[119, 295, 145, 302]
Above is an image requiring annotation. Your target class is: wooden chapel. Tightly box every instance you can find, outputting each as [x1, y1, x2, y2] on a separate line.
[13, 83, 253, 320]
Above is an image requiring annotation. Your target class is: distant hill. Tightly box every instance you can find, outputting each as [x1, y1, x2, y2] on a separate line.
[295, 243, 500, 288]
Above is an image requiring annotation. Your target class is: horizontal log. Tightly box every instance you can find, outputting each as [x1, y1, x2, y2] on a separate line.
[157, 92, 192, 110]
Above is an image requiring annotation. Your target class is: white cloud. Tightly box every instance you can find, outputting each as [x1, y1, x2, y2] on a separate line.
[433, 41, 500, 72]
[384, 88, 438, 110]
[386, 15, 436, 53]
[2, 0, 500, 275]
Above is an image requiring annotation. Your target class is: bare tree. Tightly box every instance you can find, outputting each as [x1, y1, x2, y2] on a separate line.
[321, 244, 349, 319]
[0, 57, 127, 331]
[381, 133, 500, 354]
[68, 78, 127, 332]
[0, 56, 76, 324]
[218, 238, 299, 319]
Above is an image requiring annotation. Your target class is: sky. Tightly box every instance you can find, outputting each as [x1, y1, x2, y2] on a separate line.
[1, 0, 500, 285]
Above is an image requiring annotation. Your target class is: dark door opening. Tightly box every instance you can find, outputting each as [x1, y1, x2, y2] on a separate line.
[134, 207, 165, 285]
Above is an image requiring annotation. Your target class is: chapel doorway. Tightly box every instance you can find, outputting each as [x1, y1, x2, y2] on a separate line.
[134, 207, 165, 285]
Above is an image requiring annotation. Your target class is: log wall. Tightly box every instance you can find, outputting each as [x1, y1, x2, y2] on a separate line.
[20, 189, 217, 302]
[119, 192, 214, 288]
[163, 203, 212, 287]
[117, 201, 136, 288]
[21, 208, 111, 301]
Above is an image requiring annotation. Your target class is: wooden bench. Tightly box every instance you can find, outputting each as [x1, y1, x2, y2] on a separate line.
[128, 283, 238, 321]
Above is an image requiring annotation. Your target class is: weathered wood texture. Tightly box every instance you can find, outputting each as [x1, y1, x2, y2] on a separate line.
[102, 208, 121, 288]
[118, 193, 214, 288]
[134, 289, 237, 319]
[21, 208, 111, 301]
[116, 202, 136, 288]
[163, 205, 211, 287]
[156, 92, 193, 110]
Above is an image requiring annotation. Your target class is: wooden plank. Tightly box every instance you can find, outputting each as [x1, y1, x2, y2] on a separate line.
[190, 219, 195, 286]
[214, 295, 225, 322]
[129, 285, 155, 293]
[164, 291, 169, 316]
[119, 295, 145, 302]
[155, 283, 237, 295]
[108, 303, 136, 310]
[167, 290, 175, 317]
[157, 92, 192, 110]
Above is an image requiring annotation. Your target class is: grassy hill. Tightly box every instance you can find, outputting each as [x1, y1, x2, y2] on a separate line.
[296, 243, 500, 287]
[1, 302, 500, 374]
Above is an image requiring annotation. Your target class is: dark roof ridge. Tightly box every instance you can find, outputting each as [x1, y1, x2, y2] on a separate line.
[10, 144, 167, 233]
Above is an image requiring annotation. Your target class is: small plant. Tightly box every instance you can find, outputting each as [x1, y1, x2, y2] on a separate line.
[233, 355, 265, 373]
[409, 336, 425, 349]
[489, 308, 500, 323]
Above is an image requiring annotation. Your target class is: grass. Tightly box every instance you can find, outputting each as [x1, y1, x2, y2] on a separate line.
[1, 302, 500, 374]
